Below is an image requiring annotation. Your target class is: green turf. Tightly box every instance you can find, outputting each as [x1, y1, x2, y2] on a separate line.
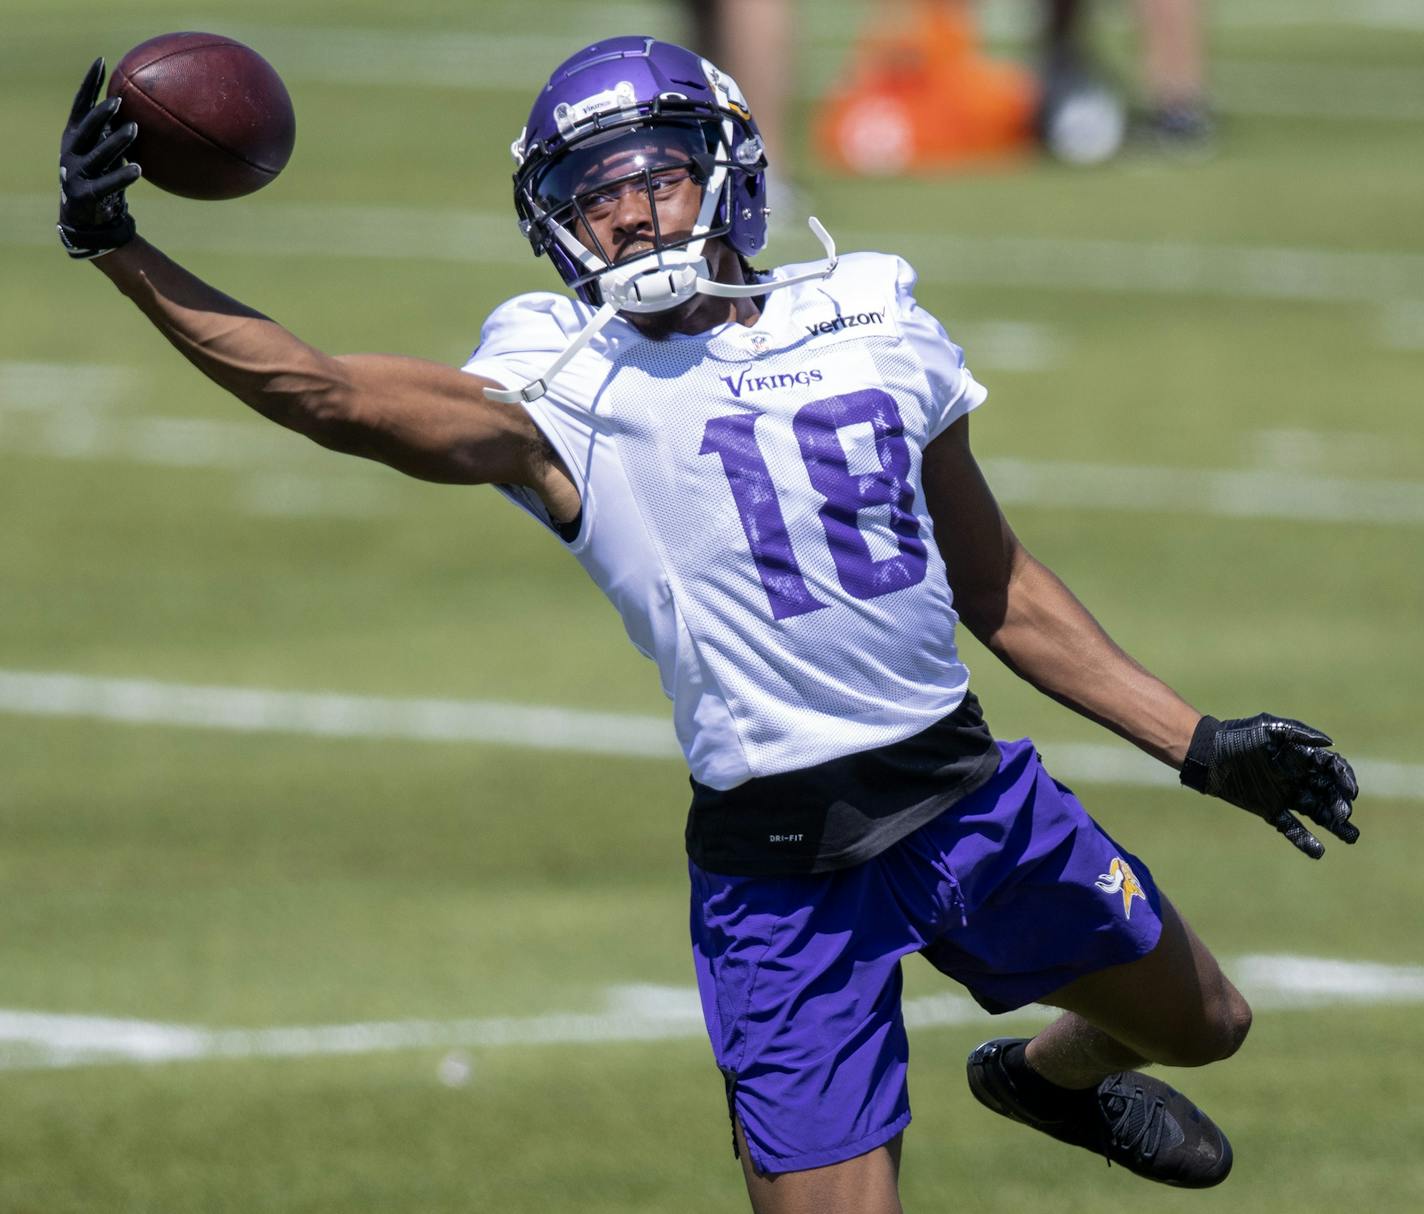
[2, 1011, 1421, 1214]
[2, 1, 1422, 1210]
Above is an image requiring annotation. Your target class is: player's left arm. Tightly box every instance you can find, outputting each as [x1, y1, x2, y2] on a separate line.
[923, 415, 1359, 857]
[923, 417, 1197, 763]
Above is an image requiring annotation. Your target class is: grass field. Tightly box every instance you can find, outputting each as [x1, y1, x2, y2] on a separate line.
[2, 1, 1422, 1210]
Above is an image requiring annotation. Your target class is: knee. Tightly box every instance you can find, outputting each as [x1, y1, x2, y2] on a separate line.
[1212, 987, 1253, 1061]
[1161, 987, 1253, 1068]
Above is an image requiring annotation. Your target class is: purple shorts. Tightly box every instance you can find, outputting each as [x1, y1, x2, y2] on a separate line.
[689, 738, 1164, 1175]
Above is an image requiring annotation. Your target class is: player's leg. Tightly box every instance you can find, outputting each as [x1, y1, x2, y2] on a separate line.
[916, 741, 1239, 1185]
[964, 899, 1243, 1188]
[1028, 893, 1251, 1085]
[735, 1121, 903, 1214]
[963, 895, 1244, 1186]
[689, 848, 955, 1214]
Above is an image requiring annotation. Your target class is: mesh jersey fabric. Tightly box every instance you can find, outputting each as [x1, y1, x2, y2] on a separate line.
[462, 251, 987, 790]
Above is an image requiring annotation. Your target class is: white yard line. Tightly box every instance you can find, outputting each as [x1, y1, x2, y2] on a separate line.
[954, 321, 1065, 373]
[1221, 0, 1424, 32]
[869, 230, 1424, 307]
[0, 670, 680, 759]
[8, 404, 1423, 527]
[234, 471, 398, 519]
[0, 361, 136, 412]
[0, 193, 525, 264]
[0, 669, 1416, 799]
[207, 22, 1424, 121]
[1042, 743, 1419, 802]
[226, 0, 1424, 59]
[1, 955, 1420, 1072]
[1380, 301, 1424, 350]
[1250, 427, 1420, 473]
[6, 193, 1424, 307]
[1215, 62, 1424, 123]
[979, 456, 1424, 526]
[0, 408, 295, 467]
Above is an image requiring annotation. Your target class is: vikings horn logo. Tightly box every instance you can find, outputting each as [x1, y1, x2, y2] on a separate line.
[1095, 857, 1147, 919]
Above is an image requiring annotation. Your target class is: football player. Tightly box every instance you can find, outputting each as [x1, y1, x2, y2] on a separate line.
[59, 39, 1358, 1214]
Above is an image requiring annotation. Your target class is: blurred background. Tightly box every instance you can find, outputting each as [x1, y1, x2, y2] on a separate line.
[2, 1, 1421, 1210]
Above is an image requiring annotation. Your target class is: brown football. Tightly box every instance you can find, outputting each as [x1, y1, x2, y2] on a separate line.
[106, 32, 296, 200]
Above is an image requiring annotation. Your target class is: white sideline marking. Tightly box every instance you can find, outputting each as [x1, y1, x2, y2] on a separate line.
[1380, 301, 1424, 350]
[1042, 743, 1419, 802]
[1235, 955, 1424, 1008]
[205, 21, 1424, 120]
[7, 192, 1424, 307]
[7, 399, 1424, 526]
[980, 456, 1424, 526]
[235, 472, 397, 519]
[1250, 427, 1417, 475]
[955, 321, 1065, 373]
[0, 401, 394, 518]
[0, 670, 680, 759]
[229, 27, 677, 93]
[2, 956, 1421, 1072]
[0, 408, 294, 467]
[1216, 62, 1424, 123]
[0, 361, 135, 412]
[870, 230, 1424, 307]
[0, 669, 1417, 800]
[1224, 0, 1424, 31]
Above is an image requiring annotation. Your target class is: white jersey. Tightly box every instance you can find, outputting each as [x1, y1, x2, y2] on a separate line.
[463, 252, 986, 790]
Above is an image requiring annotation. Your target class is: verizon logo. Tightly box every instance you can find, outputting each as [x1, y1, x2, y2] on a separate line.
[806, 310, 885, 336]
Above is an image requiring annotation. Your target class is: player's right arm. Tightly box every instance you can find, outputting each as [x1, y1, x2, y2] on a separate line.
[92, 238, 573, 500]
[57, 58, 577, 515]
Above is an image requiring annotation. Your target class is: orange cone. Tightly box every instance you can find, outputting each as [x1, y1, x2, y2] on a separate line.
[816, 0, 1039, 175]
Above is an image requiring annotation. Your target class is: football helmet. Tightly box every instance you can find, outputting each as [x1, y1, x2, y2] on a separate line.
[487, 37, 837, 404]
[512, 36, 769, 308]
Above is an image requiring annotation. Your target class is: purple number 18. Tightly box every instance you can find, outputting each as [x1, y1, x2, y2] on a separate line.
[699, 389, 928, 620]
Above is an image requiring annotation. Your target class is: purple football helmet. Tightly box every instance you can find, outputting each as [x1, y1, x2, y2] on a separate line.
[512, 36, 770, 307]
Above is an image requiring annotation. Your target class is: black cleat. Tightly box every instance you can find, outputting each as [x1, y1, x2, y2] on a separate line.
[966, 1037, 1233, 1189]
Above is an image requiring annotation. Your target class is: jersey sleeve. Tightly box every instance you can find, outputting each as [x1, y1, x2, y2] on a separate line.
[460, 292, 570, 392]
[893, 257, 987, 441]
[460, 294, 589, 543]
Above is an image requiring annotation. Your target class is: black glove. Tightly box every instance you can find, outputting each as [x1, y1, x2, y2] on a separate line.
[58, 57, 141, 259]
[1180, 713, 1360, 859]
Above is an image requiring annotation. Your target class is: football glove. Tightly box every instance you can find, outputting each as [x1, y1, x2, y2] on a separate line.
[1180, 713, 1360, 859]
[58, 57, 141, 259]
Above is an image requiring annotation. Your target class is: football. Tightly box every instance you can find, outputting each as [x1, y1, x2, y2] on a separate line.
[106, 32, 296, 200]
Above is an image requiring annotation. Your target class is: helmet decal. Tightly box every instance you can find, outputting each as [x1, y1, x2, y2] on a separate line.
[700, 58, 752, 121]
[553, 81, 639, 136]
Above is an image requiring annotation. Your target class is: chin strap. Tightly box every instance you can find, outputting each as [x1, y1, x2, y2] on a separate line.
[702, 217, 838, 299]
[480, 300, 617, 405]
[483, 218, 839, 405]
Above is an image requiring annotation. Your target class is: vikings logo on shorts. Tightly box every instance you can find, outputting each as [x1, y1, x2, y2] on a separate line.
[1094, 856, 1147, 919]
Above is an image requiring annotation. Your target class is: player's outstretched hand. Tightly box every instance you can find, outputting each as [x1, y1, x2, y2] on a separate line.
[1180, 713, 1360, 859]
[58, 57, 141, 259]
